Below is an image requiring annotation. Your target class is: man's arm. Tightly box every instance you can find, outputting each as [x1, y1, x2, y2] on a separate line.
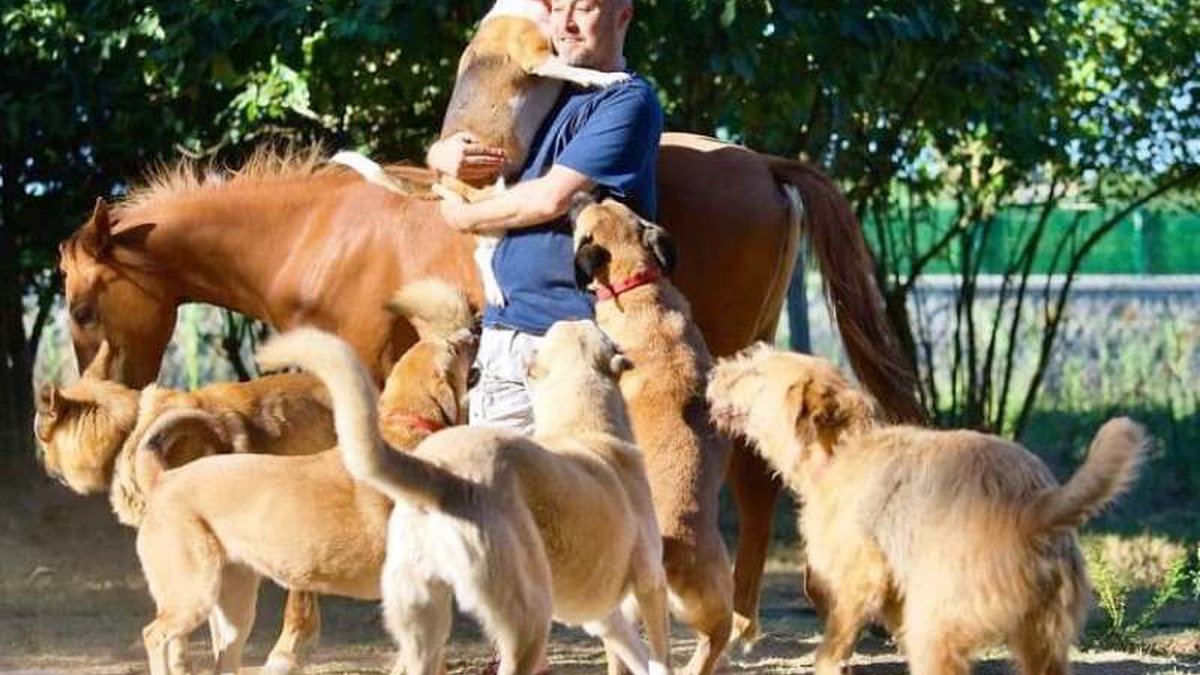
[427, 132, 507, 184]
[439, 164, 594, 233]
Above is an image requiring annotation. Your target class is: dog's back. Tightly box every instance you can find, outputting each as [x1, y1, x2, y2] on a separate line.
[441, 4, 561, 182]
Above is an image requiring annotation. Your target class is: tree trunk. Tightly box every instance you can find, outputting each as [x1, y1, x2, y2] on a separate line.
[0, 156, 34, 453]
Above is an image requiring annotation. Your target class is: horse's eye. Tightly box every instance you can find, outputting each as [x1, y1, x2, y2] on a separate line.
[70, 303, 97, 326]
[467, 366, 481, 389]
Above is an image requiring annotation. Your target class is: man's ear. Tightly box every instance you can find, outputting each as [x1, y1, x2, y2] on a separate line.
[574, 243, 611, 288]
[640, 220, 677, 274]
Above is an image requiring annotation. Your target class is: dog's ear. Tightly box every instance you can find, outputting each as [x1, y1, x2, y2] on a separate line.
[574, 242, 611, 288]
[608, 353, 634, 377]
[447, 328, 479, 359]
[36, 383, 60, 418]
[788, 380, 848, 447]
[568, 191, 596, 225]
[640, 220, 677, 275]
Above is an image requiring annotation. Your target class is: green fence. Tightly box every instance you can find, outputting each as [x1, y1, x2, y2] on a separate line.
[868, 206, 1200, 275]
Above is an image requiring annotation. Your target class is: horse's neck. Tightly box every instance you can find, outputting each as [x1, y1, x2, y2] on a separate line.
[129, 185, 319, 320]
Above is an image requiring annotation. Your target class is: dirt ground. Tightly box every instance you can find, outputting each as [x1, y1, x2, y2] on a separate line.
[2, 454, 1198, 675]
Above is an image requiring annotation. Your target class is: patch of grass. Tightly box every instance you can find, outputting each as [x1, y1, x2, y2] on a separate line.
[1082, 535, 1197, 651]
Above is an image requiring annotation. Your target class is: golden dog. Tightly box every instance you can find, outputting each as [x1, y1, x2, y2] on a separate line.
[706, 345, 1146, 675]
[572, 195, 733, 675]
[33, 359, 336, 674]
[259, 319, 672, 675]
[132, 280, 475, 675]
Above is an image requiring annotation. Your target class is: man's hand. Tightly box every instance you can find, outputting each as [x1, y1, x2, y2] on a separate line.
[426, 132, 506, 183]
[437, 190, 473, 233]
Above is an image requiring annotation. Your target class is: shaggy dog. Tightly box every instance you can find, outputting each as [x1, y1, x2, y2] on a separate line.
[131, 280, 476, 675]
[706, 345, 1146, 675]
[572, 194, 733, 675]
[259, 319, 672, 675]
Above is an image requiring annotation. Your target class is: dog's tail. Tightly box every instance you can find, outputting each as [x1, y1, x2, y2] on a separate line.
[128, 408, 242, 510]
[329, 150, 409, 194]
[1025, 417, 1147, 535]
[256, 327, 464, 509]
[767, 157, 925, 425]
[386, 279, 474, 341]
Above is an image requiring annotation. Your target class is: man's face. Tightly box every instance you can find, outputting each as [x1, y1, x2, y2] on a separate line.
[550, 0, 631, 69]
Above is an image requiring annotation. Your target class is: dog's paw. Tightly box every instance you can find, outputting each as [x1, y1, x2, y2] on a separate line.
[729, 612, 760, 653]
[261, 651, 302, 675]
[581, 70, 632, 89]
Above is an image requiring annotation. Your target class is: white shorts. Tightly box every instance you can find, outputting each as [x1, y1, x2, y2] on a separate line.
[468, 326, 543, 435]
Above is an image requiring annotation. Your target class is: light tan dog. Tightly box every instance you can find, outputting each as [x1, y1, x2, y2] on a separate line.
[132, 280, 476, 675]
[33, 363, 337, 675]
[706, 345, 1147, 675]
[259, 319, 672, 675]
[572, 195, 733, 675]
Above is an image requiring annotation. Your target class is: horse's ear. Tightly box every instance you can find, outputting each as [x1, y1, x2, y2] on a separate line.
[568, 191, 596, 225]
[111, 221, 157, 248]
[36, 383, 59, 418]
[88, 198, 113, 255]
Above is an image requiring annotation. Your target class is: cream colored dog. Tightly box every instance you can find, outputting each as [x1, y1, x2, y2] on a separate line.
[260, 319, 672, 675]
[572, 195, 733, 675]
[132, 280, 476, 675]
[706, 345, 1147, 675]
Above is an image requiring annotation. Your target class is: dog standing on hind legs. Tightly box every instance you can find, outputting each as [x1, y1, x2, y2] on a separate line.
[572, 194, 733, 675]
[707, 345, 1148, 675]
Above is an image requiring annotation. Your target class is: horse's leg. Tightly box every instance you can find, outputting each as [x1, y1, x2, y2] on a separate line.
[263, 590, 320, 675]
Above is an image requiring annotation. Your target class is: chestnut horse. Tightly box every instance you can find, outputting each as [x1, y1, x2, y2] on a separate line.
[59, 132, 921, 670]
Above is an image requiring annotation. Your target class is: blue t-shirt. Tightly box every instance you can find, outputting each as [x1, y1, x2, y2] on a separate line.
[483, 74, 663, 335]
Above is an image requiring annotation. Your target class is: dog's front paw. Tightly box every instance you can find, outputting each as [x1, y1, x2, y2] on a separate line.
[582, 70, 632, 89]
[730, 612, 760, 652]
[262, 651, 302, 675]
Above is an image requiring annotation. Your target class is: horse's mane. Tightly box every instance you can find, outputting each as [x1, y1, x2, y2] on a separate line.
[118, 143, 336, 214]
[62, 143, 436, 263]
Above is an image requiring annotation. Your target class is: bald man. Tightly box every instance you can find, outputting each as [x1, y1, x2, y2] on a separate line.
[428, 0, 662, 434]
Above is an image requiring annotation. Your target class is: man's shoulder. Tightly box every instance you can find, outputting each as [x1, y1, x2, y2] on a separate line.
[587, 73, 661, 113]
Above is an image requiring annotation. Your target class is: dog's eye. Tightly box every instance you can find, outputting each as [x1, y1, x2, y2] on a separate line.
[467, 367, 481, 389]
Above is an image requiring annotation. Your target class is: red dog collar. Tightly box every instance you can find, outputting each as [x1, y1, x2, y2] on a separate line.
[595, 267, 662, 301]
[382, 412, 447, 435]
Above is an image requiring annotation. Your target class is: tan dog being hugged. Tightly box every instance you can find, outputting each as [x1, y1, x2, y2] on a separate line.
[133, 280, 477, 675]
[259, 319, 672, 675]
[571, 194, 733, 675]
[707, 345, 1147, 675]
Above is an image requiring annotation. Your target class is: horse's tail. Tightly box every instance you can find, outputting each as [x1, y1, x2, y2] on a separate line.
[766, 157, 925, 424]
[257, 327, 466, 510]
[386, 279, 475, 342]
[329, 151, 409, 194]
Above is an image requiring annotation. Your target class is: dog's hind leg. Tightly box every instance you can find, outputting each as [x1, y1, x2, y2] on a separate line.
[728, 445, 782, 646]
[210, 564, 261, 675]
[383, 577, 455, 675]
[664, 538, 732, 675]
[263, 591, 321, 675]
[585, 610, 652, 675]
[1008, 622, 1072, 675]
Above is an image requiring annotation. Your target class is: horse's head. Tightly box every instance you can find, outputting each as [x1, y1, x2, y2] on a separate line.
[59, 198, 177, 387]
